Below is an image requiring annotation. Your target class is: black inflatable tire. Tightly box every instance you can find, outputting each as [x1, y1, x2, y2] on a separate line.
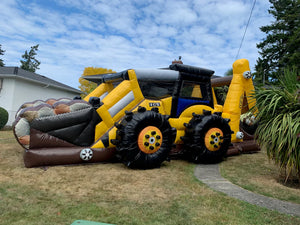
[183, 113, 232, 163]
[115, 109, 175, 169]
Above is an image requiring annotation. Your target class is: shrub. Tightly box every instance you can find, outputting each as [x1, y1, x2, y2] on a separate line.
[253, 68, 300, 183]
[0, 107, 8, 129]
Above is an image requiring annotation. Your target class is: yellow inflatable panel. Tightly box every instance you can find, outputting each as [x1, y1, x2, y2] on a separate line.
[84, 83, 113, 102]
[95, 106, 114, 140]
[102, 81, 131, 108]
[134, 99, 171, 115]
[128, 70, 145, 102]
[112, 99, 140, 122]
[92, 139, 105, 148]
[180, 105, 215, 117]
[191, 85, 202, 98]
[161, 97, 172, 115]
[169, 117, 191, 144]
[223, 59, 257, 142]
[108, 127, 117, 148]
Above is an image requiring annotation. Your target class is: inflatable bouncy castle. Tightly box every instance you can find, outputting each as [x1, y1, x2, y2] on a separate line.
[13, 59, 259, 168]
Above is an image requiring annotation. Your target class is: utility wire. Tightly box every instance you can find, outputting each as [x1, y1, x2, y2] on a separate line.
[235, 0, 257, 60]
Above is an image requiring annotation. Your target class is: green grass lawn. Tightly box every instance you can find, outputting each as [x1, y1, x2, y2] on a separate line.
[0, 130, 299, 225]
[220, 151, 300, 204]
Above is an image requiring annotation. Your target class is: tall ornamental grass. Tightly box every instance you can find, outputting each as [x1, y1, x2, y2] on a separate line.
[254, 69, 300, 182]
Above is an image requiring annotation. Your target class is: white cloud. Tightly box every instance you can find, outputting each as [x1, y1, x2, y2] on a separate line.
[156, 0, 198, 26]
[0, 0, 273, 89]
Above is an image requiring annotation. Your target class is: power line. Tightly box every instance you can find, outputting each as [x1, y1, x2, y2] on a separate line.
[235, 0, 257, 60]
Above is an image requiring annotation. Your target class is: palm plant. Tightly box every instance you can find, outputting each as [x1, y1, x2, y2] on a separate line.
[214, 85, 229, 105]
[253, 68, 300, 183]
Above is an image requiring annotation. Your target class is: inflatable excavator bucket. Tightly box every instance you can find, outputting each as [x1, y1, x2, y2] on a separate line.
[13, 98, 115, 167]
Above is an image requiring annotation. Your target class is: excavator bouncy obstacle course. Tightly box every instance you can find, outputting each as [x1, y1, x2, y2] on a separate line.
[13, 59, 259, 168]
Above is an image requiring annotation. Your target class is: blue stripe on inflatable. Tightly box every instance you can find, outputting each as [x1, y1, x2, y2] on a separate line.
[176, 98, 209, 117]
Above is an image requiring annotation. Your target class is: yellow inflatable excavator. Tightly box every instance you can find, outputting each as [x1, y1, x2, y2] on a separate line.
[13, 59, 259, 168]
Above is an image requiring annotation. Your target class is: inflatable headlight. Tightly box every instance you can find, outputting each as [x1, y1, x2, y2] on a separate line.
[243, 71, 252, 79]
[236, 131, 244, 139]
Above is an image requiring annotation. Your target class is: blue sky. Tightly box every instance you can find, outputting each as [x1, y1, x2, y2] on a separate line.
[0, 0, 273, 89]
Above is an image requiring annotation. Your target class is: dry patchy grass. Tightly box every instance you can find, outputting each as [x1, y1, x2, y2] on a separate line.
[1, 130, 300, 225]
[0, 128, 15, 144]
[0, 136, 208, 204]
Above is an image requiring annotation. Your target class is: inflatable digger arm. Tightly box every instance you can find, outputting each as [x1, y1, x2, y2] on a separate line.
[211, 59, 259, 155]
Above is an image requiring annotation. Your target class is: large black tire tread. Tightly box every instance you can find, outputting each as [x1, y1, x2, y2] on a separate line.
[183, 113, 232, 163]
[114, 108, 175, 169]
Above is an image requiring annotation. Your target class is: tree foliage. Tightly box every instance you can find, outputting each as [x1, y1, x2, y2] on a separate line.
[79, 67, 115, 97]
[255, 0, 300, 84]
[214, 69, 231, 105]
[0, 44, 5, 67]
[253, 68, 300, 182]
[20, 44, 41, 72]
[224, 68, 233, 76]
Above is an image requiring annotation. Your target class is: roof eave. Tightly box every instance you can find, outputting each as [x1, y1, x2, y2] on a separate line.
[0, 74, 82, 94]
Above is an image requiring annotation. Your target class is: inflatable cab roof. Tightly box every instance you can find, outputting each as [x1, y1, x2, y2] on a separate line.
[83, 64, 215, 84]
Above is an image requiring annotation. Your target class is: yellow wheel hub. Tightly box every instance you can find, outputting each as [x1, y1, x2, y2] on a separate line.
[204, 128, 224, 151]
[138, 126, 163, 154]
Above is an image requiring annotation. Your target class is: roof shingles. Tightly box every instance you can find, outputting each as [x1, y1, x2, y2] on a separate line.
[0, 67, 81, 94]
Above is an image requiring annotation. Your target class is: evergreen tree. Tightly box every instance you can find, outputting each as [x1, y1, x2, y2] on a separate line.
[0, 44, 5, 67]
[224, 68, 233, 76]
[20, 44, 41, 72]
[255, 0, 300, 84]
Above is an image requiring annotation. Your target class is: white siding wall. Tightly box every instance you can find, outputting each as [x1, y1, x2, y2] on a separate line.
[0, 78, 16, 125]
[1, 78, 79, 126]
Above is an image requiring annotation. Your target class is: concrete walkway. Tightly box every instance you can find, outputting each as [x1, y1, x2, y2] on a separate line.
[194, 164, 300, 217]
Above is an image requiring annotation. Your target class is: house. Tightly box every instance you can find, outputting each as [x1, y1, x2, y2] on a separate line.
[0, 67, 82, 126]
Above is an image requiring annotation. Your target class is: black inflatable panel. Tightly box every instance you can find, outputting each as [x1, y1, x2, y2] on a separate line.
[169, 63, 214, 77]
